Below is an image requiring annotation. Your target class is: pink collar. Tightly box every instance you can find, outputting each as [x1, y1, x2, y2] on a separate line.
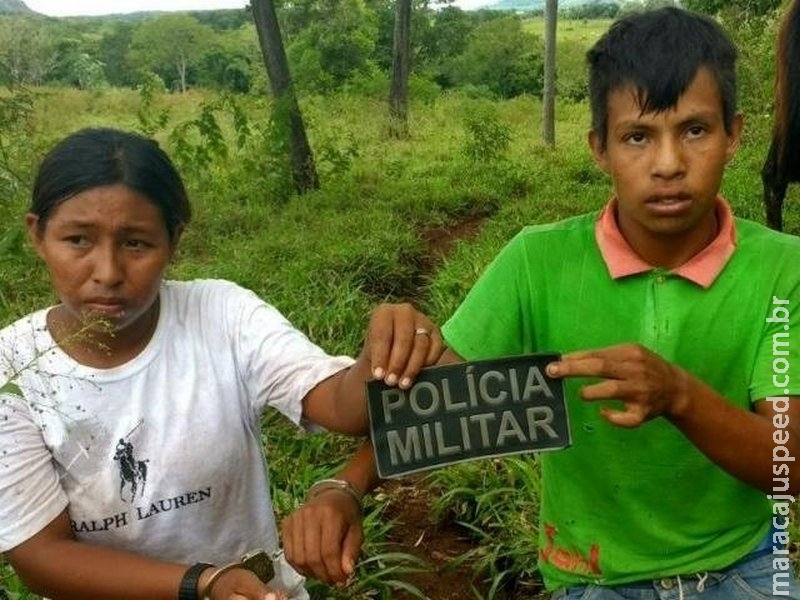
[594, 197, 737, 288]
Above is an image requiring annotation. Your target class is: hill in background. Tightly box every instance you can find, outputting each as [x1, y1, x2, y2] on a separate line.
[0, 0, 34, 13]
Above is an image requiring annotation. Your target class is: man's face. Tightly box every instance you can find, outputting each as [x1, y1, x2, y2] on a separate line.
[589, 67, 742, 266]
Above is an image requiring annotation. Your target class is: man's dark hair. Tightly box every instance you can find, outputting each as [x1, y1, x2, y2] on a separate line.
[587, 7, 738, 148]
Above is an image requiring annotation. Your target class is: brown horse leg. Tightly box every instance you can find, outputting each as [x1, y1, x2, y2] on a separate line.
[762, 141, 787, 231]
[765, 183, 787, 231]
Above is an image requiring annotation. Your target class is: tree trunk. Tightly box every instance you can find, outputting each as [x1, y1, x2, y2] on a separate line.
[250, 0, 319, 193]
[543, 0, 557, 147]
[177, 53, 187, 93]
[389, 0, 412, 139]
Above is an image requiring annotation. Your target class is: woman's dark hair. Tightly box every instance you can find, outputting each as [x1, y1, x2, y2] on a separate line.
[587, 7, 738, 148]
[30, 127, 191, 240]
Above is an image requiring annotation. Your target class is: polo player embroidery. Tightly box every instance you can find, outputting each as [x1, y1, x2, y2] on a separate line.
[113, 438, 149, 503]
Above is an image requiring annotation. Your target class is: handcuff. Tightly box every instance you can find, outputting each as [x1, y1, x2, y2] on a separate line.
[197, 549, 276, 599]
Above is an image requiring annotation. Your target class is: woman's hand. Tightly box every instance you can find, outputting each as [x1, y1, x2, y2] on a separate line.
[199, 565, 288, 600]
[363, 302, 444, 389]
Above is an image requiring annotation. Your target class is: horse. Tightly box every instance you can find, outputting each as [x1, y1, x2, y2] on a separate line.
[762, 0, 800, 231]
[113, 439, 148, 503]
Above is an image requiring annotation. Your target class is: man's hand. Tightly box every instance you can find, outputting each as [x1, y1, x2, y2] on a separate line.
[281, 488, 362, 586]
[546, 343, 691, 428]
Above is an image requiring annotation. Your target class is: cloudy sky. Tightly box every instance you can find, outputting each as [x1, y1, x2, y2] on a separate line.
[24, 0, 488, 17]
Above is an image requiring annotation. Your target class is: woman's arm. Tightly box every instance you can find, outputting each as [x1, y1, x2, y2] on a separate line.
[6, 511, 280, 600]
[301, 303, 444, 435]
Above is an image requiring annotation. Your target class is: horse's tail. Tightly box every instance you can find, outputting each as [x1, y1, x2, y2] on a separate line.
[775, 0, 800, 172]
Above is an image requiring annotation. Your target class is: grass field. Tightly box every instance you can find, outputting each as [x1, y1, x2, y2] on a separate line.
[523, 16, 614, 44]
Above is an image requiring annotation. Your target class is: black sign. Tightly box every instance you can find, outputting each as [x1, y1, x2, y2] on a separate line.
[367, 353, 571, 478]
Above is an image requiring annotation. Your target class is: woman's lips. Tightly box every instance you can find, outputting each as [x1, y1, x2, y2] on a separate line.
[84, 301, 127, 318]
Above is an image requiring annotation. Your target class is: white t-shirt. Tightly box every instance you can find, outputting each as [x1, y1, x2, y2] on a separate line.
[0, 279, 354, 571]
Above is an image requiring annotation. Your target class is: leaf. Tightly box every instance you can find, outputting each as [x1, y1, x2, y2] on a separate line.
[0, 381, 22, 396]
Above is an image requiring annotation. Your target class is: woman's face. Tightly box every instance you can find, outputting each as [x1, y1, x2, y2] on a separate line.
[26, 184, 178, 336]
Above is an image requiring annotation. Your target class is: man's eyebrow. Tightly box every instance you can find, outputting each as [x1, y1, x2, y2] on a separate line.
[612, 119, 654, 131]
[677, 110, 719, 124]
[613, 110, 720, 130]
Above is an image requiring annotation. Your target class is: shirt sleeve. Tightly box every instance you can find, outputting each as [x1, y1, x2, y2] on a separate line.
[0, 391, 69, 551]
[442, 231, 534, 360]
[227, 283, 355, 427]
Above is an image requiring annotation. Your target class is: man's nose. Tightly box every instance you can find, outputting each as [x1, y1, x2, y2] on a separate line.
[652, 137, 686, 179]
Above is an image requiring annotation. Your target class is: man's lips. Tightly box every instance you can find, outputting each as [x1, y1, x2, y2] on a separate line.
[644, 193, 692, 215]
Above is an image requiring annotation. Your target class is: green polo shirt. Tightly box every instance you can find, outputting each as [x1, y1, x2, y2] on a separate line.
[441, 207, 800, 589]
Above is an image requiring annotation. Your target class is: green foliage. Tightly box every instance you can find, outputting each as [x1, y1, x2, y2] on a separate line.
[135, 73, 170, 137]
[169, 96, 249, 178]
[462, 101, 513, 162]
[417, 5, 473, 78]
[682, 0, 783, 17]
[313, 128, 361, 178]
[554, 38, 589, 102]
[0, 85, 46, 324]
[428, 458, 544, 597]
[127, 14, 215, 92]
[98, 22, 137, 87]
[442, 16, 544, 98]
[0, 5, 669, 104]
[0, 16, 56, 86]
[192, 7, 251, 32]
[48, 38, 106, 89]
[718, 4, 781, 124]
[0, 85, 36, 197]
[1, 556, 36, 599]
[195, 24, 263, 94]
[562, 3, 620, 19]
[286, 0, 380, 94]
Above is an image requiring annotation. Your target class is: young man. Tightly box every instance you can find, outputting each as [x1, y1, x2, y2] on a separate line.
[437, 7, 800, 599]
[284, 7, 800, 598]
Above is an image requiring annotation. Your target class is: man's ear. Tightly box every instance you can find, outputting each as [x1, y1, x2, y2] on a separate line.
[25, 213, 46, 260]
[588, 130, 610, 174]
[725, 113, 744, 163]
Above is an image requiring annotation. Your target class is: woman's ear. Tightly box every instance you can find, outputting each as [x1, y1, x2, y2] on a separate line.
[25, 213, 46, 260]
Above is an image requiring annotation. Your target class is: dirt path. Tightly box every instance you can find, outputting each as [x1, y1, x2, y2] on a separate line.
[378, 478, 490, 599]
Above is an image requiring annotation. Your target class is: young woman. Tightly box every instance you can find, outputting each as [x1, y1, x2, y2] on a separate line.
[0, 127, 442, 600]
